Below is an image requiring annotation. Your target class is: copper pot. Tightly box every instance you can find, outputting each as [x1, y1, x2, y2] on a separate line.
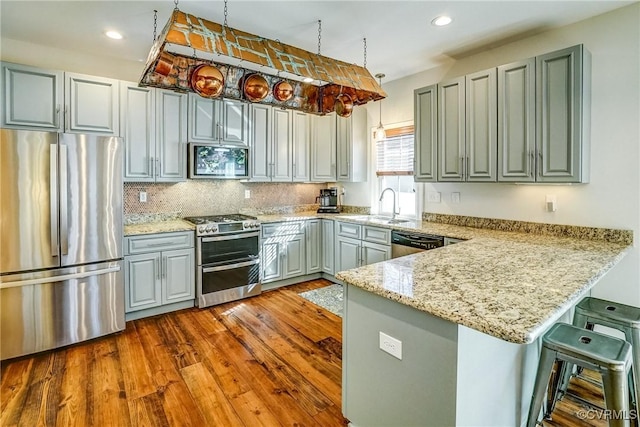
[243, 73, 269, 102]
[273, 80, 293, 102]
[155, 51, 175, 76]
[335, 93, 353, 118]
[190, 65, 225, 98]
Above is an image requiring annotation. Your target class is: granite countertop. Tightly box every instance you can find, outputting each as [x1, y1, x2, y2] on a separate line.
[335, 227, 631, 345]
[124, 219, 195, 236]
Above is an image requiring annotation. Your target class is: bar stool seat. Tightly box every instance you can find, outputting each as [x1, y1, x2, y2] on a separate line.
[570, 297, 640, 405]
[527, 322, 632, 427]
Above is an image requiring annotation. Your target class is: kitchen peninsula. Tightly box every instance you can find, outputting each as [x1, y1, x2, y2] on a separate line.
[335, 221, 632, 427]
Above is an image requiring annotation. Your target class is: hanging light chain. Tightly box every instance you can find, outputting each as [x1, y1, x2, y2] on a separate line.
[173, 0, 179, 11]
[223, 0, 228, 27]
[317, 20, 322, 55]
[153, 10, 158, 42]
[363, 37, 367, 68]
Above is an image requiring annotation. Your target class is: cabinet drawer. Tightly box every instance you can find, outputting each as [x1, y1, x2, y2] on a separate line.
[336, 222, 362, 239]
[261, 221, 304, 238]
[362, 226, 391, 245]
[125, 232, 194, 255]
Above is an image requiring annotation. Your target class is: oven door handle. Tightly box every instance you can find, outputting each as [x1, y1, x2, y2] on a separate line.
[201, 231, 260, 242]
[202, 258, 259, 273]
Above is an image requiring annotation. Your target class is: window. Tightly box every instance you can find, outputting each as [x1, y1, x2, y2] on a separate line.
[376, 125, 416, 218]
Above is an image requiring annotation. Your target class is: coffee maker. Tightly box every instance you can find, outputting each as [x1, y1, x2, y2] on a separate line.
[316, 187, 340, 213]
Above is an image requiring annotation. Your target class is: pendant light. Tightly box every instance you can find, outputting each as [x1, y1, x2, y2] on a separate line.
[374, 73, 387, 141]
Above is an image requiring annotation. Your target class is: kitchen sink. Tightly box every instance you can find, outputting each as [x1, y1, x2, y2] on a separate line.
[341, 215, 411, 225]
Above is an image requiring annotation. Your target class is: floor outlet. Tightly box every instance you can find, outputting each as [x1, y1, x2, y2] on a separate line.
[379, 332, 402, 360]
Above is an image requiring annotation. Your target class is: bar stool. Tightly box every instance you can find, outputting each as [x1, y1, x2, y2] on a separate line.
[527, 322, 632, 427]
[567, 297, 640, 405]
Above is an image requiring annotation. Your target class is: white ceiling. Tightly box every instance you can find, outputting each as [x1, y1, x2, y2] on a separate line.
[1, 0, 635, 82]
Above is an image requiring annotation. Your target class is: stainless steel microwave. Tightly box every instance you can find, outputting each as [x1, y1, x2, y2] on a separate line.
[188, 143, 249, 179]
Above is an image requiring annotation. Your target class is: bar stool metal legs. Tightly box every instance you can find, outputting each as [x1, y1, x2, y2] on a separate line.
[568, 297, 640, 406]
[527, 323, 632, 427]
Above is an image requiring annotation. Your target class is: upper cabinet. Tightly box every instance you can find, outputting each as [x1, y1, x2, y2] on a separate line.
[121, 83, 187, 182]
[498, 58, 536, 182]
[1, 63, 119, 135]
[535, 45, 590, 183]
[188, 94, 249, 146]
[65, 72, 119, 135]
[1, 62, 63, 131]
[310, 108, 366, 183]
[292, 110, 311, 182]
[415, 44, 590, 184]
[414, 84, 437, 182]
[250, 104, 293, 182]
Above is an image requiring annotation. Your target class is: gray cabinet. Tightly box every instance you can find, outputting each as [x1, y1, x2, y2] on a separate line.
[337, 107, 367, 182]
[306, 220, 322, 274]
[536, 44, 589, 183]
[121, 85, 187, 182]
[250, 105, 293, 182]
[437, 77, 466, 181]
[310, 113, 337, 181]
[1, 62, 63, 131]
[124, 232, 195, 315]
[65, 72, 119, 135]
[188, 94, 249, 146]
[321, 219, 335, 275]
[498, 58, 536, 182]
[414, 84, 437, 182]
[121, 82, 155, 181]
[498, 44, 590, 183]
[335, 222, 391, 273]
[465, 68, 497, 181]
[1, 63, 118, 135]
[260, 221, 306, 283]
[292, 111, 311, 182]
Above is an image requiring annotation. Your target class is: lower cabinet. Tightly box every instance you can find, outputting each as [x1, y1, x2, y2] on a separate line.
[335, 222, 391, 272]
[124, 231, 195, 316]
[321, 219, 335, 275]
[261, 221, 306, 283]
[306, 220, 322, 274]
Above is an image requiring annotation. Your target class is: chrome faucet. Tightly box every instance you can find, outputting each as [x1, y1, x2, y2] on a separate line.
[379, 187, 399, 219]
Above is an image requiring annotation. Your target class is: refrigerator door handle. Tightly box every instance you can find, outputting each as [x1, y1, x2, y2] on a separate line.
[59, 143, 69, 255]
[50, 143, 59, 257]
[0, 265, 121, 289]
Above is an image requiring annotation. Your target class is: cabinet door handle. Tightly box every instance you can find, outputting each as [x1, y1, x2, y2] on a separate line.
[149, 157, 154, 177]
[64, 105, 69, 131]
[466, 156, 470, 179]
[163, 256, 167, 278]
[55, 104, 61, 129]
[156, 259, 160, 280]
[460, 156, 465, 180]
[538, 152, 543, 178]
[156, 158, 160, 177]
[217, 123, 222, 144]
[529, 151, 535, 178]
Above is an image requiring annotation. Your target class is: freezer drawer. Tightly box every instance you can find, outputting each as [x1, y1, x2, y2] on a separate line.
[0, 261, 124, 360]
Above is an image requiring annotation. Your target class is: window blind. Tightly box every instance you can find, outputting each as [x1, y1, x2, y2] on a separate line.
[376, 126, 414, 176]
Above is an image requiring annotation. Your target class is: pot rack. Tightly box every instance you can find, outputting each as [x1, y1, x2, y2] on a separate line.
[139, 4, 386, 116]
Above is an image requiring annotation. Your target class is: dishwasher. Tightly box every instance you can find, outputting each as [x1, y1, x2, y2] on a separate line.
[391, 231, 445, 258]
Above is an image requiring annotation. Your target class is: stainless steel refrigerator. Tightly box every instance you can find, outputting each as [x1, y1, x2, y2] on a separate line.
[0, 129, 124, 360]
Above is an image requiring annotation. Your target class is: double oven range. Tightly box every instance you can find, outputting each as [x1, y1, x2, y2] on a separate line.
[183, 214, 261, 308]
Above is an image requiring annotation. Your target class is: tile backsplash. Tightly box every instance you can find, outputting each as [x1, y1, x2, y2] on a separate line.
[124, 181, 327, 217]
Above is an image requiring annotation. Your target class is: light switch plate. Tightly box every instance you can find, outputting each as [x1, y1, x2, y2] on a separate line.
[139, 191, 147, 203]
[379, 331, 402, 360]
[427, 191, 441, 203]
[245, 190, 251, 199]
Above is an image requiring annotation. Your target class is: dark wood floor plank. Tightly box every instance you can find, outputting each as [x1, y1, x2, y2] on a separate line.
[180, 362, 245, 427]
[56, 344, 89, 427]
[115, 322, 157, 400]
[0, 358, 33, 426]
[86, 337, 131, 427]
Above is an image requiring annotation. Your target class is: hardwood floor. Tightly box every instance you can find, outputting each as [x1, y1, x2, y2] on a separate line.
[1, 279, 346, 427]
[0, 278, 627, 426]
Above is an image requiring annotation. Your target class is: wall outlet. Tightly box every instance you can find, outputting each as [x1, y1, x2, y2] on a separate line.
[379, 332, 402, 360]
[139, 191, 147, 203]
[545, 194, 557, 212]
[427, 191, 441, 203]
[451, 192, 460, 203]
[245, 189, 251, 199]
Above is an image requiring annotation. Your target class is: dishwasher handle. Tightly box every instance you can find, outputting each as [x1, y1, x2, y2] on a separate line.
[391, 231, 444, 250]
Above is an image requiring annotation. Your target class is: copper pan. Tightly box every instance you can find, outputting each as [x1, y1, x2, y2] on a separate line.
[243, 73, 270, 102]
[273, 80, 294, 102]
[190, 64, 225, 98]
[335, 93, 353, 118]
[155, 51, 175, 76]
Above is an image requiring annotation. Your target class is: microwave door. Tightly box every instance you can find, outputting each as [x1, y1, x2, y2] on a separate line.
[0, 129, 60, 274]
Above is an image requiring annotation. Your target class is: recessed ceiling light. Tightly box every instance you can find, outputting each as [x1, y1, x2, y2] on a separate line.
[105, 30, 123, 40]
[431, 16, 452, 27]
[302, 77, 314, 83]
